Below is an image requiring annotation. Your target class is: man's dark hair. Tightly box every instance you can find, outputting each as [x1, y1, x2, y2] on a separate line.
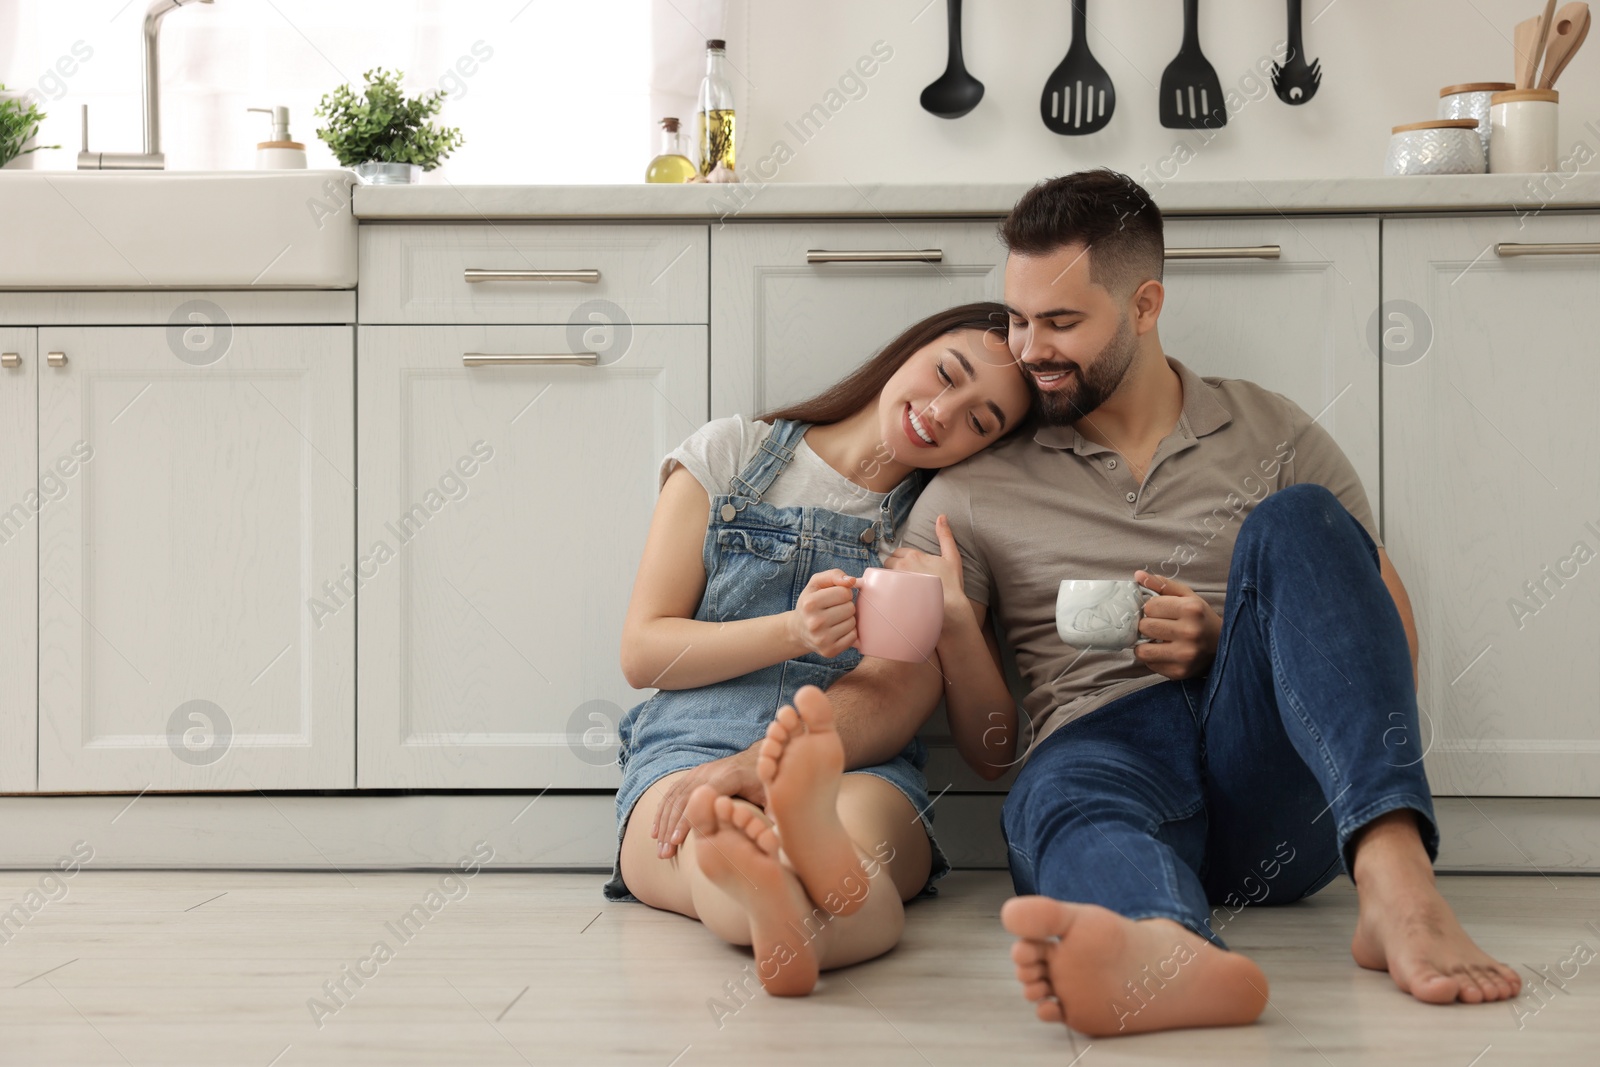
[999, 168, 1164, 301]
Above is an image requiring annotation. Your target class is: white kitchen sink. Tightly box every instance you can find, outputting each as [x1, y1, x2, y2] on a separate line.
[0, 170, 357, 289]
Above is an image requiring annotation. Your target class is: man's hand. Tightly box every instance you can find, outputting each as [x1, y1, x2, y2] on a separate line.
[650, 741, 765, 859]
[1132, 570, 1222, 680]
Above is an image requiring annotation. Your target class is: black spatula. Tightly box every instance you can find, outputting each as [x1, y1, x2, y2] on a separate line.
[1160, 0, 1227, 129]
[1039, 0, 1115, 135]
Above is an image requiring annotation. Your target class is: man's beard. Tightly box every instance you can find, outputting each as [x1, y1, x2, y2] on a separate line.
[1024, 312, 1139, 427]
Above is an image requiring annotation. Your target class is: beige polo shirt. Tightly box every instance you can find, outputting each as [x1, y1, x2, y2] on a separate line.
[899, 357, 1380, 760]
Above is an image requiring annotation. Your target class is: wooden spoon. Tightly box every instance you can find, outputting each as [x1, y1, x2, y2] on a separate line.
[1527, 0, 1560, 87]
[1515, 16, 1543, 87]
[1540, 2, 1591, 88]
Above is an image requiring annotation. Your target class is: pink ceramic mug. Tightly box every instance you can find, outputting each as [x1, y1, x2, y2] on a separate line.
[853, 568, 944, 663]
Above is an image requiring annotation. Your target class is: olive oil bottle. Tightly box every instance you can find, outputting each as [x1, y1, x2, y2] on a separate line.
[696, 39, 736, 177]
[645, 117, 696, 183]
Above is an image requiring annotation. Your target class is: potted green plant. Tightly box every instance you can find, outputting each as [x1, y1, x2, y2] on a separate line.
[314, 68, 464, 184]
[0, 85, 58, 170]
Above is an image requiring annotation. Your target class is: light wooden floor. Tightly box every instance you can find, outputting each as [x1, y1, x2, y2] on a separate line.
[0, 869, 1594, 1066]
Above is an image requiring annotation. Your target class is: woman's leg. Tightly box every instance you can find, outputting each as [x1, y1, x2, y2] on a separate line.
[618, 769, 760, 945]
[614, 689, 935, 991]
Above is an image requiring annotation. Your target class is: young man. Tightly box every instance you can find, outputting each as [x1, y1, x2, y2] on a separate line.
[649, 168, 1520, 1035]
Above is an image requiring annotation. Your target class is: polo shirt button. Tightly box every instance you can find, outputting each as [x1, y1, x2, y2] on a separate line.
[1125, 492, 1137, 503]
[1107, 459, 1117, 469]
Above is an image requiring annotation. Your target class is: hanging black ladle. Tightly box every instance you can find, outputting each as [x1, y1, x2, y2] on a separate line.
[920, 0, 984, 118]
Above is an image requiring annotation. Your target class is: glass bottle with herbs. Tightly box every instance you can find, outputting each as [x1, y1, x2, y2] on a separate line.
[696, 39, 735, 178]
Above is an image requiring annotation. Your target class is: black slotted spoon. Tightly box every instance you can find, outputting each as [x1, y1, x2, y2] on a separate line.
[1272, 0, 1322, 104]
[1160, 0, 1227, 129]
[1039, 0, 1116, 135]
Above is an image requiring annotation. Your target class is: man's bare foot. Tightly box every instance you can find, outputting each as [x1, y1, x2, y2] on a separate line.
[686, 785, 820, 997]
[1349, 812, 1522, 1004]
[758, 685, 871, 917]
[1001, 896, 1269, 1036]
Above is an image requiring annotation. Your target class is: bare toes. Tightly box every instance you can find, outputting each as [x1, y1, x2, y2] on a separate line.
[773, 704, 802, 736]
[1021, 978, 1054, 1002]
[1014, 961, 1047, 984]
[1036, 998, 1064, 1023]
[1011, 939, 1050, 967]
[1496, 964, 1523, 996]
[728, 802, 781, 857]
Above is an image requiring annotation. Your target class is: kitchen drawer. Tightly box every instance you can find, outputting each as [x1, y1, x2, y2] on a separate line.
[359, 223, 708, 325]
[711, 220, 1007, 418]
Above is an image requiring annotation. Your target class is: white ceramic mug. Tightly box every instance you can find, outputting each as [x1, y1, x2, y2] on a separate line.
[1056, 580, 1152, 650]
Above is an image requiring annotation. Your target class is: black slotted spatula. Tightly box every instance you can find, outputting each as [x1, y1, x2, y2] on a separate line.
[1040, 0, 1116, 135]
[1160, 0, 1227, 129]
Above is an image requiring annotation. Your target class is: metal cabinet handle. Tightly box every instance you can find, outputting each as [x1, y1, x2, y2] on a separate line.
[806, 249, 944, 263]
[47, 351, 68, 367]
[462, 353, 599, 367]
[1495, 242, 1600, 257]
[1, 352, 19, 369]
[463, 268, 601, 283]
[1165, 246, 1282, 260]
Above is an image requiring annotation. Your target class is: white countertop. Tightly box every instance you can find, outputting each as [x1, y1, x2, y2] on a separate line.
[352, 173, 1600, 220]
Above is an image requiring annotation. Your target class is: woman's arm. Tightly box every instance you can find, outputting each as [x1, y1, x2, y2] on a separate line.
[884, 515, 1019, 779]
[619, 466, 857, 691]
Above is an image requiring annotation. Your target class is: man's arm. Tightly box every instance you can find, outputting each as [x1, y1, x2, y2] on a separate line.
[1378, 548, 1419, 690]
[651, 656, 943, 857]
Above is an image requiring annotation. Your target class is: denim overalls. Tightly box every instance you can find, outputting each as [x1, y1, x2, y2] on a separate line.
[604, 418, 952, 902]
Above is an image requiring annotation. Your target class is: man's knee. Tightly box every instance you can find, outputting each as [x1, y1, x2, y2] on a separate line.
[1239, 483, 1374, 562]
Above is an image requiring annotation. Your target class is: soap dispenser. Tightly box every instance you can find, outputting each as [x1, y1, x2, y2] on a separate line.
[247, 106, 306, 170]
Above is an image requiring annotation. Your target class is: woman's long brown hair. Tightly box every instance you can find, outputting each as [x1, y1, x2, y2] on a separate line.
[757, 302, 1010, 426]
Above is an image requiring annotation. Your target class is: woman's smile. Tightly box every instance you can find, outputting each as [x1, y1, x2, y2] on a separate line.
[903, 402, 939, 448]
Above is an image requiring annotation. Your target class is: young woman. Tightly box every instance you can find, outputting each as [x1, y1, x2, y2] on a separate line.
[607, 302, 1031, 996]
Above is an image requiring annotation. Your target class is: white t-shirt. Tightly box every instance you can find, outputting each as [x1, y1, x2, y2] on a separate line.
[661, 415, 900, 557]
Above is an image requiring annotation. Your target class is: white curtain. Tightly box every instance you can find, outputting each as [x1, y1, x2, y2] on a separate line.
[0, 0, 654, 182]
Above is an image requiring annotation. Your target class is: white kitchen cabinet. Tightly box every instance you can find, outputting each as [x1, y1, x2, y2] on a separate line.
[36, 326, 355, 791]
[0, 328, 37, 792]
[357, 324, 707, 788]
[1159, 217, 1381, 510]
[1384, 214, 1600, 797]
[359, 223, 708, 325]
[711, 221, 1008, 418]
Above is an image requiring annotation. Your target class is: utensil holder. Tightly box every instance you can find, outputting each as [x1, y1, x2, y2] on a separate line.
[1490, 88, 1559, 173]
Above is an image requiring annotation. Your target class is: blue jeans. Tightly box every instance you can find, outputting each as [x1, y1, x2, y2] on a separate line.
[1001, 484, 1440, 949]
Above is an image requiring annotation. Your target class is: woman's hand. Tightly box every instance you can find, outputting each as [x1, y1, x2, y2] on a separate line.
[886, 515, 972, 625]
[651, 741, 766, 858]
[787, 569, 858, 658]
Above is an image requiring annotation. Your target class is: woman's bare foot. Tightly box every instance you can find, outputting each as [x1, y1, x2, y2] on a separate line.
[685, 785, 819, 997]
[1349, 812, 1522, 1005]
[759, 685, 872, 917]
[1001, 896, 1269, 1036]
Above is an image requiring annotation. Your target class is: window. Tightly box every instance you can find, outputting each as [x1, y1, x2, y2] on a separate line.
[1, 0, 653, 182]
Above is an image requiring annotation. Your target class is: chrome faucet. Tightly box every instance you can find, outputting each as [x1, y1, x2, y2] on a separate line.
[77, 0, 215, 170]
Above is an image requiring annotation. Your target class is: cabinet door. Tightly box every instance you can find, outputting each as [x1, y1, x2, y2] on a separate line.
[357, 324, 707, 787]
[1385, 215, 1600, 796]
[37, 326, 355, 791]
[711, 221, 1006, 417]
[0, 329, 37, 792]
[1159, 217, 1381, 511]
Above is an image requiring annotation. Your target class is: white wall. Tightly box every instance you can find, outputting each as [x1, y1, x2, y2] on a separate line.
[723, 0, 1600, 185]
